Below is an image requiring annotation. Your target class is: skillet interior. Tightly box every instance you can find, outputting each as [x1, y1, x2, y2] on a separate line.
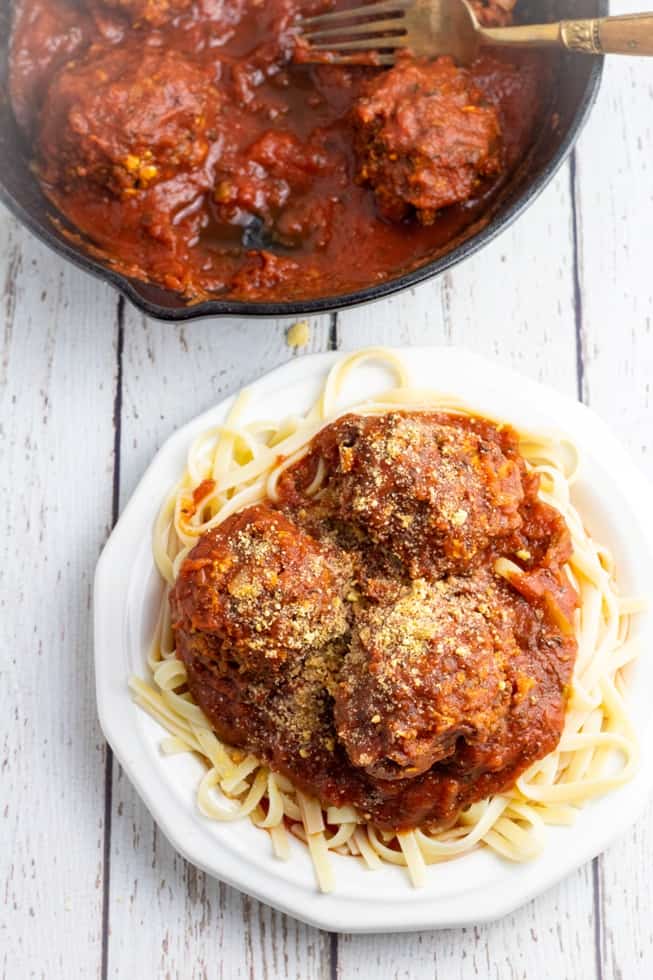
[0, 0, 606, 320]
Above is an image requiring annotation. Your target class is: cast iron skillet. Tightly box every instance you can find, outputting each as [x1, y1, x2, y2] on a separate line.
[0, 0, 606, 321]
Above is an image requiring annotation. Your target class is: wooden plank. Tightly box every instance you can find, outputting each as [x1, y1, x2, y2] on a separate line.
[0, 208, 117, 979]
[572, 12, 653, 977]
[339, 878, 597, 980]
[118, 312, 331, 502]
[105, 307, 333, 979]
[337, 167, 599, 978]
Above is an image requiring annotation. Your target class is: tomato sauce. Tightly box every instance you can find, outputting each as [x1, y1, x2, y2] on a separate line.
[9, 0, 552, 300]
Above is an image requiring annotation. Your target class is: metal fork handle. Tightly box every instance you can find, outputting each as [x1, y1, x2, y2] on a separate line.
[483, 13, 653, 56]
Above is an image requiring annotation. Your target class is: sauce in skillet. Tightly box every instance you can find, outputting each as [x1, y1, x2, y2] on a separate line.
[9, 0, 552, 301]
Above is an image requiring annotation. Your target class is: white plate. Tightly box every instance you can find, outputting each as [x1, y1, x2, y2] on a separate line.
[94, 347, 653, 933]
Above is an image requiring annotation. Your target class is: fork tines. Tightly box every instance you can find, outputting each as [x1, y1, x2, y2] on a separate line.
[299, 0, 410, 63]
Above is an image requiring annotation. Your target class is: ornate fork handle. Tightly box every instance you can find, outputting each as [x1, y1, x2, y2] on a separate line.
[484, 13, 653, 56]
[560, 21, 605, 54]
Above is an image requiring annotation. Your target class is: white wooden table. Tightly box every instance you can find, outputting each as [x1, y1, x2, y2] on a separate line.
[2, 4, 652, 975]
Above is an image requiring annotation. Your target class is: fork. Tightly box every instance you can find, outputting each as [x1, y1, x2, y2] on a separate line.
[298, 0, 653, 66]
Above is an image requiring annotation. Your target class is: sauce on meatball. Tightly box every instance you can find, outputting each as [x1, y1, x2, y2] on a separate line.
[282, 411, 525, 577]
[335, 574, 516, 780]
[171, 503, 353, 666]
[353, 56, 503, 223]
[97, 0, 193, 29]
[38, 46, 220, 196]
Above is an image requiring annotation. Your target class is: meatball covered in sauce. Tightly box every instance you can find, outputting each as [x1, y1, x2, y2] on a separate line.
[308, 411, 525, 578]
[170, 503, 353, 671]
[335, 574, 515, 781]
[170, 503, 354, 768]
[352, 56, 503, 223]
[38, 46, 221, 196]
[9, 0, 92, 131]
[94, 0, 192, 28]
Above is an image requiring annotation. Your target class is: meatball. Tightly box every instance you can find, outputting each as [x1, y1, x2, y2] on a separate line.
[170, 504, 353, 671]
[334, 575, 514, 780]
[352, 55, 503, 223]
[178, 611, 348, 767]
[38, 46, 220, 196]
[95, 0, 192, 28]
[311, 412, 525, 578]
[171, 503, 353, 763]
[9, 0, 91, 131]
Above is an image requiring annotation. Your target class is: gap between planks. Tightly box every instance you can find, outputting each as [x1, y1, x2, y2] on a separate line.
[569, 148, 605, 980]
[100, 296, 125, 980]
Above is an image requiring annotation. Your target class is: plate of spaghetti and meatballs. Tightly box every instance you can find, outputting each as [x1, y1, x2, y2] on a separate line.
[94, 348, 653, 931]
[8, 0, 570, 305]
